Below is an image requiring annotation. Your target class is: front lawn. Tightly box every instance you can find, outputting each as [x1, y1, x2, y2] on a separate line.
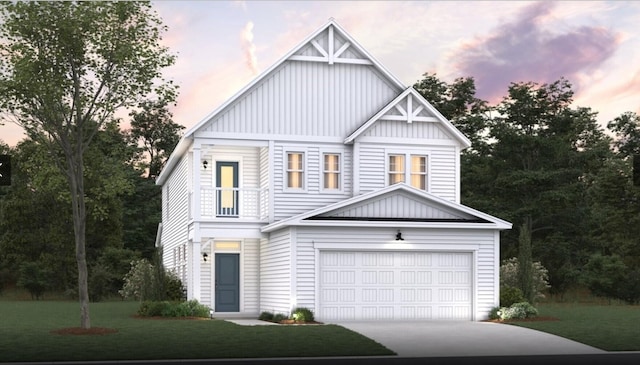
[0, 301, 394, 362]
[508, 303, 640, 351]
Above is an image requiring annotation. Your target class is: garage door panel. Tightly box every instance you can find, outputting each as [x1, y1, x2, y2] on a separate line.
[320, 251, 472, 320]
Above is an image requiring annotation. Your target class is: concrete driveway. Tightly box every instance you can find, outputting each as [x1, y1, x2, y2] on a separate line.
[333, 321, 605, 357]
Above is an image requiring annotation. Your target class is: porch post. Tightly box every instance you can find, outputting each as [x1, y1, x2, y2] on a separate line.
[192, 144, 202, 221]
[192, 240, 201, 301]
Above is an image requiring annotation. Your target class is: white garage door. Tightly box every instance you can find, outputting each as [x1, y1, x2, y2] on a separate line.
[319, 251, 473, 320]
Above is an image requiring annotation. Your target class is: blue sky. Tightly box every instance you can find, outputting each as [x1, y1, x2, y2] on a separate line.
[2, 0, 639, 146]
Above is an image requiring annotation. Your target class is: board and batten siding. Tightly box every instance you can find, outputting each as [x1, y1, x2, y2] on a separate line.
[200, 60, 400, 138]
[160, 155, 190, 276]
[362, 120, 455, 140]
[294, 227, 499, 320]
[200, 145, 261, 189]
[260, 231, 291, 315]
[273, 142, 352, 220]
[356, 143, 458, 202]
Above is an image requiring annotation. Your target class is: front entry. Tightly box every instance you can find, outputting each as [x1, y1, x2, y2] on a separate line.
[215, 253, 240, 312]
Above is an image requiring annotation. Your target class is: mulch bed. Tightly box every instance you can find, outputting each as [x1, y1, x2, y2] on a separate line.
[51, 327, 118, 336]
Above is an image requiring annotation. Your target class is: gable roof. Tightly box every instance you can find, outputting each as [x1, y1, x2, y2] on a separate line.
[345, 87, 472, 147]
[261, 183, 512, 232]
[157, 18, 406, 185]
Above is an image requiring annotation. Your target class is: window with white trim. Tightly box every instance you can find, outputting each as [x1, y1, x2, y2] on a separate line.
[388, 154, 405, 184]
[323, 153, 341, 190]
[410, 155, 427, 190]
[286, 152, 304, 189]
[388, 153, 428, 191]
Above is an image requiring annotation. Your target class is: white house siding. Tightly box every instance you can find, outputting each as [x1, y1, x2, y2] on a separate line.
[260, 230, 291, 315]
[243, 238, 260, 314]
[356, 143, 458, 202]
[160, 155, 190, 276]
[201, 60, 400, 139]
[362, 120, 455, 140]
[199, 145, 261, 189]
[294, 227, 499, 321]
[272, 142, 352, 220]
[317, 191, 476, 220]
[200, 243, 212, 306]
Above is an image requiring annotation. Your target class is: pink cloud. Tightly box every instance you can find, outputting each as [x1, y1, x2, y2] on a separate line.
[451, 1, 621, 104]
[241, 21, 259, 75]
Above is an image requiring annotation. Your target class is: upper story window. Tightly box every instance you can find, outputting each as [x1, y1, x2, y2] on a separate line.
[389, 154, 405, 184]
[286, 152, 305, 189]
[411, 155, 427, 190]
[388, 153, 428, 190]
[323, 153, 341, 190]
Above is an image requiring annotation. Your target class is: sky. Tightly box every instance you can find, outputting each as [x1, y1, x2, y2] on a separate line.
[1, 0, 639, 147]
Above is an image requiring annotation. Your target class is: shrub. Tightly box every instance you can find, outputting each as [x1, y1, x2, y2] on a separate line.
[496, 301, 538, 321]
[500, 257, 551, 302]
[581, 254, 640, 304]
[17, 262, 50, 300]
[137, 300, 210, 318]
[500, 286, 525, 307]
[258, 311, 274, 321]
[488, 306, 501, 320]
[272, 313, 287, 322]
[119, 258, 184, 302]
[290, 307, 314, 322]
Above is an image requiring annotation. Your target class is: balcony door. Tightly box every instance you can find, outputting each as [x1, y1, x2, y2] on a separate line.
[216, 161, 239, 217]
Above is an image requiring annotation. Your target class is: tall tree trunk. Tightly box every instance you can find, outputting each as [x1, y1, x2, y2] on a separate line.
[67, 152, 90, 329]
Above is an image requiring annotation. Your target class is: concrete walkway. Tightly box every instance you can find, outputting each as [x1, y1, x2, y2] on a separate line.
[332, 321, 605, 357]
[225, 319, 278, 326]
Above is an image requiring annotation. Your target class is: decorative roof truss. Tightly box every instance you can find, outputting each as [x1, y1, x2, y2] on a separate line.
[289, 25, 373, 65]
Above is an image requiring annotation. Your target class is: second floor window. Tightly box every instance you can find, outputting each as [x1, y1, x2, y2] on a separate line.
[389, 154, 405, 184]
[287, 152, 304, 189]
[411, 155, 427, 190]
[388, 153, 428, 190]
[323, 153, 340, 190]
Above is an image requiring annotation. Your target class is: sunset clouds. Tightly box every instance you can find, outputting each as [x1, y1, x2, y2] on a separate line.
[451, 2, 621, 103]
[1, 1, 639, 146]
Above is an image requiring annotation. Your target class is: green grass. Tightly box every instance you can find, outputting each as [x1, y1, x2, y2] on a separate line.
[0, 301, 394, 362]
[508, 303, 640, 351]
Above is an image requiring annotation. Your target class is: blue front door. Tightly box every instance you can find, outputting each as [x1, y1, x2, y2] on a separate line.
[215, 253, 240, 312]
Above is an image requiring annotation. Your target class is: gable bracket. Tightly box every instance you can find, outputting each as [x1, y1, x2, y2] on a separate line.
[311, 40, 329, 58]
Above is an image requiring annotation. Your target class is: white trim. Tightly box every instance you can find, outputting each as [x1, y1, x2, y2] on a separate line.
[344, 87, 471, 148]
[193, 132, 345, 143]
[356, 136, 460, 146]
[353, 142, 360, 196]
[313, 242, 480, 251]
[283, 148, 308, 192]
[268, 140, 275, 222]
[290, 228, 297, 311]
[472, 250, 478, 321]
[320, 150, 344, 193]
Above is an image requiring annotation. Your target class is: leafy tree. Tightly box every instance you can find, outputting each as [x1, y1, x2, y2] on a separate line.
[607, 112, 640, 157]
[582, 254, 640, 304]
[0, 1, 176, 328]
[129, 100, 185, 179]
[17, 262, 51, 300]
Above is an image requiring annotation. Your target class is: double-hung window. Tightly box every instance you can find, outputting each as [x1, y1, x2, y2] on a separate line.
[388, 154, 405, 184]
[323, 153, 341, 190]
[286, 152, 304, 189]
[388, 153, 428, 190]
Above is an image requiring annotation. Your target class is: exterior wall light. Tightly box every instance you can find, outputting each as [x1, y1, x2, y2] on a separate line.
[202, 252, 208, 262]
[395, 230, 404, 241]
[202, 160, 208, 169]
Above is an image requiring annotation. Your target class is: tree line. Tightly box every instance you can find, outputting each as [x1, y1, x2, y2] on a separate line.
[414, 75, 640, 303]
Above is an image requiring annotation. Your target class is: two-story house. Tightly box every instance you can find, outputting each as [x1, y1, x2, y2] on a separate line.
[155, 19, 511, 321]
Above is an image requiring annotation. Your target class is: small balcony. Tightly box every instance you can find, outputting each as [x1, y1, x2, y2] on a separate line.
[197, 187, 268, 221]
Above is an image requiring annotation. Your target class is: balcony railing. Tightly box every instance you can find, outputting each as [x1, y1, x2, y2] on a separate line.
[199, 187, 268, 220]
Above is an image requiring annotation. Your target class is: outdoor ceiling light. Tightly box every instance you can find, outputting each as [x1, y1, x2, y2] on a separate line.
[395, 230, 404, 241]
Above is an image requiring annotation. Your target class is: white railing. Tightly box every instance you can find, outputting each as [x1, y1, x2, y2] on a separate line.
[200, 187, 268, 220]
